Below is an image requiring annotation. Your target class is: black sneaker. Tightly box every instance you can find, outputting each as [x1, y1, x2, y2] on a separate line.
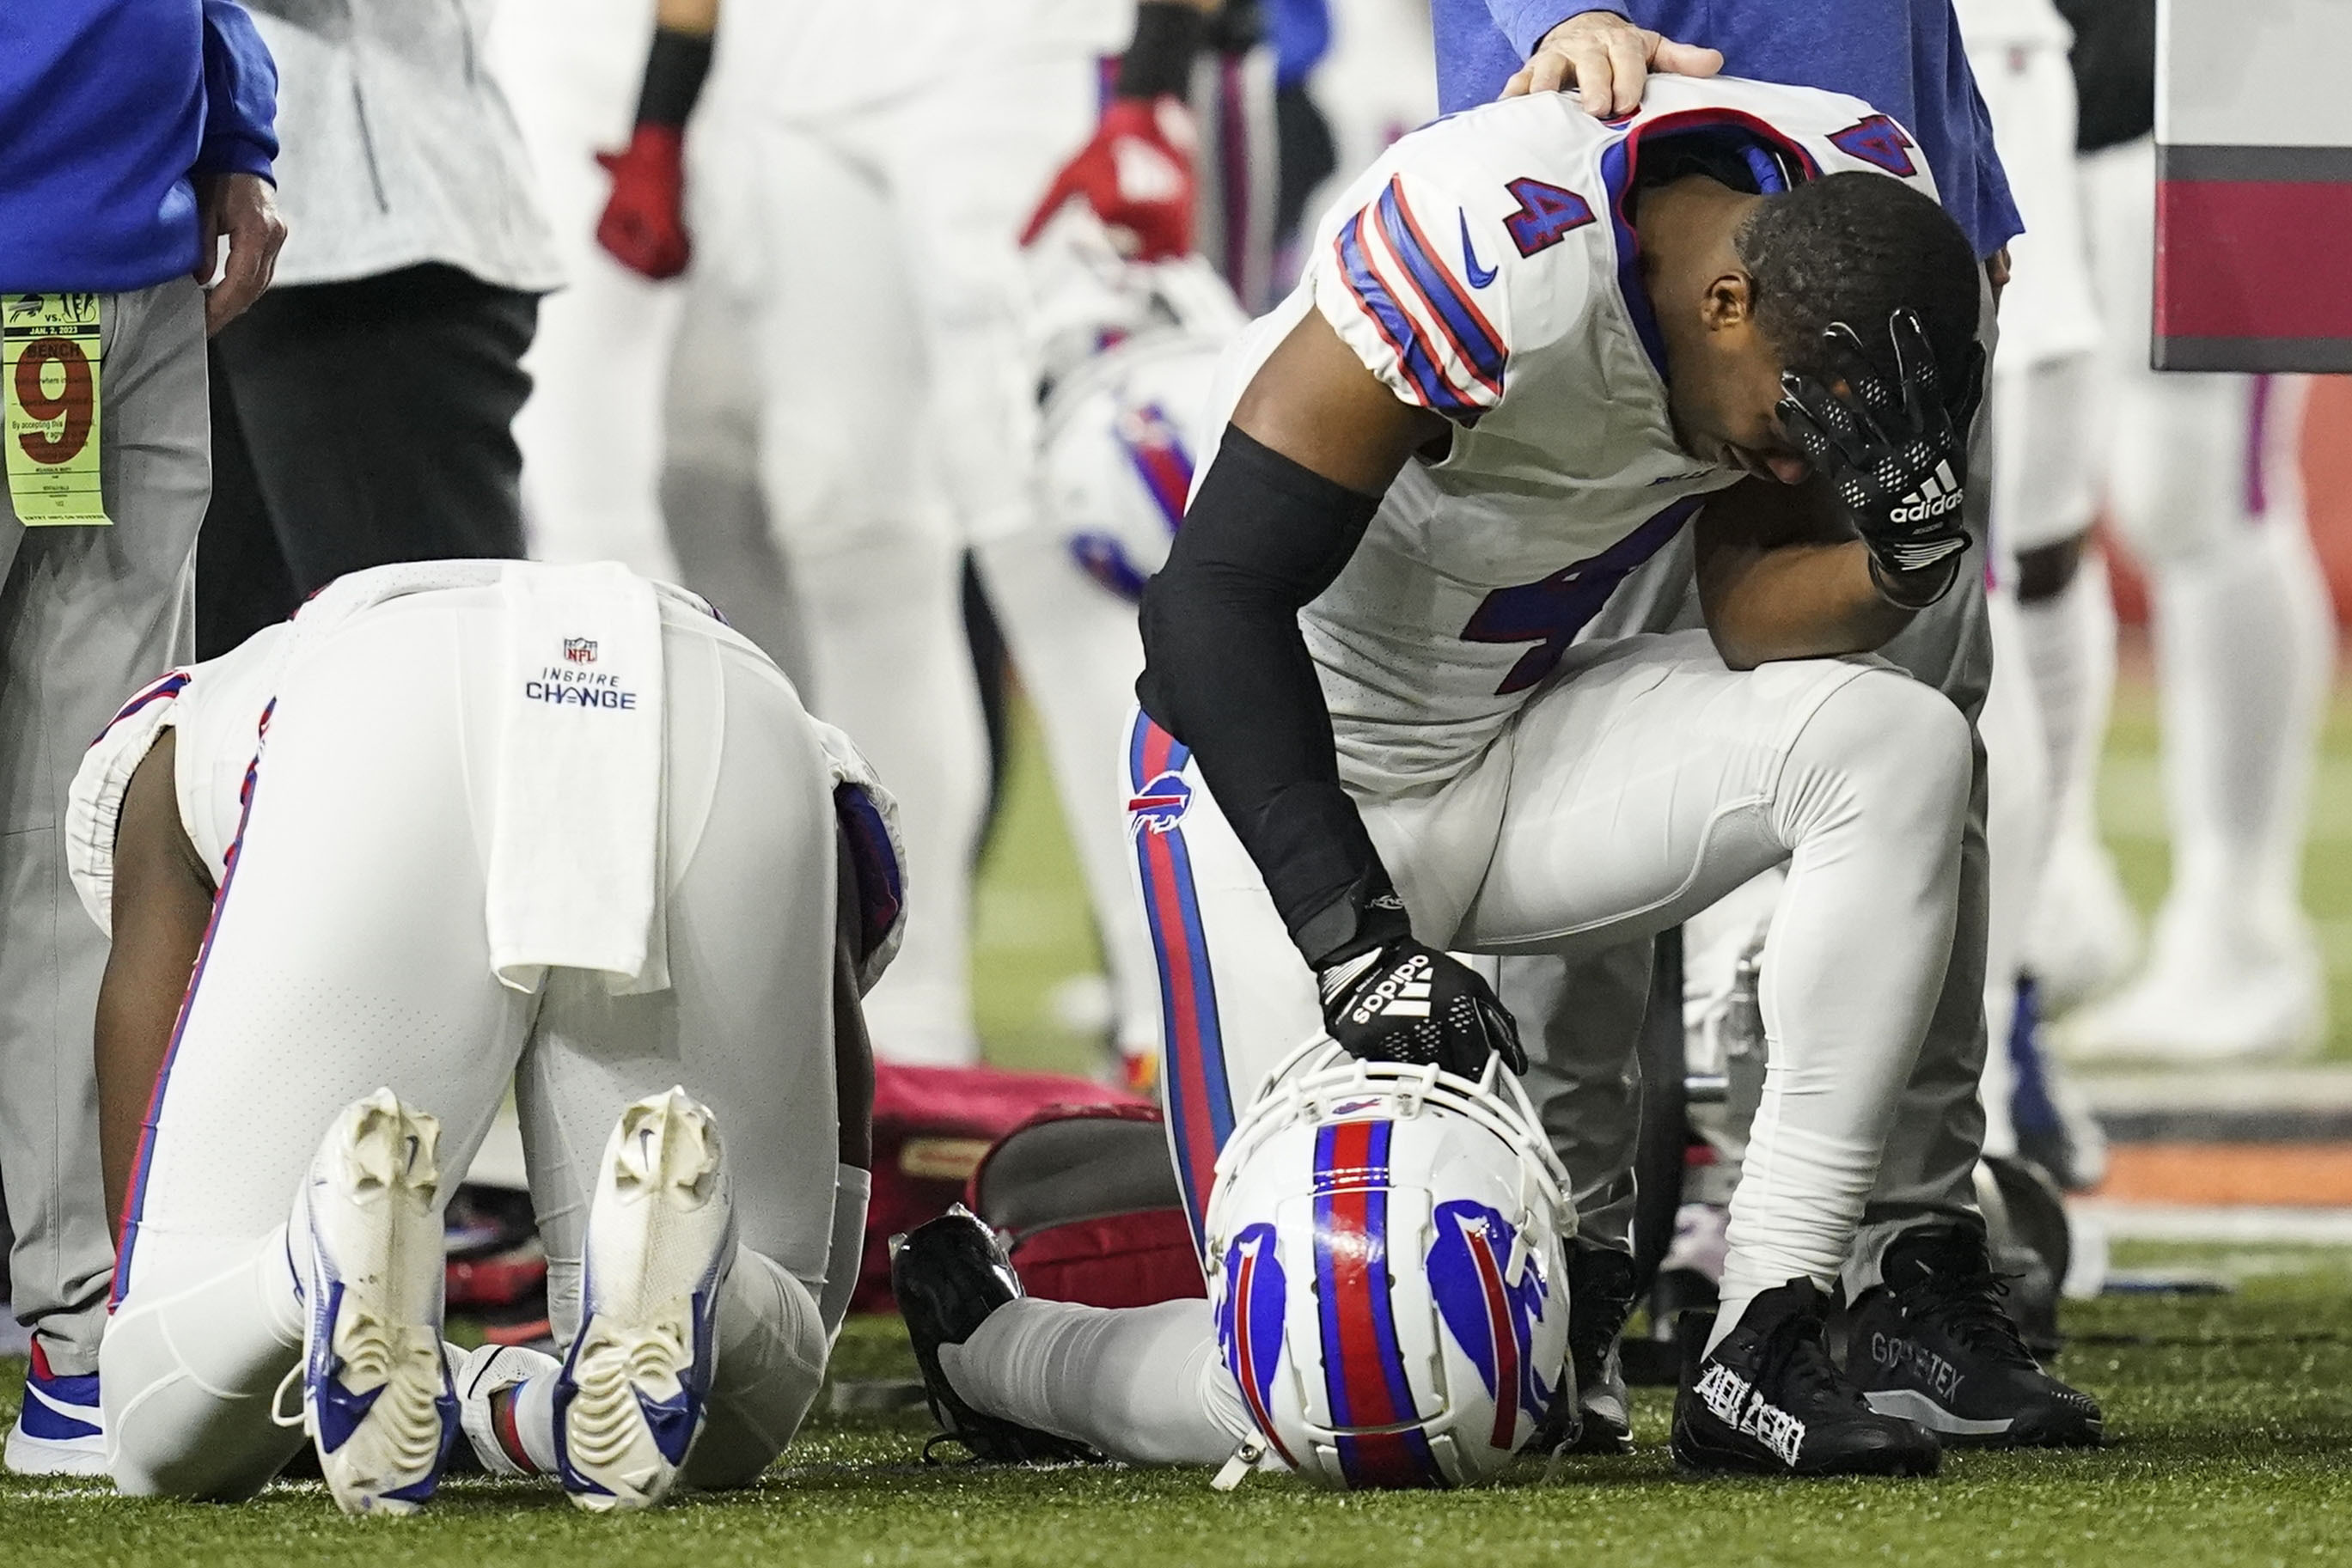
[1671, 1278, 1941, 1477]
[1562, 1246, 1637, 1454]
[1519, 1247, 1646, 1459]
[889, 1208, 1098, 1464]
[1841, 1224, 2103, 1448]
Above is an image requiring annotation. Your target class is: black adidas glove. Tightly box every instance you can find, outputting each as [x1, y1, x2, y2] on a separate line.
[1316, 938, 1527, 1078]
[1777, 308, 1984, 606]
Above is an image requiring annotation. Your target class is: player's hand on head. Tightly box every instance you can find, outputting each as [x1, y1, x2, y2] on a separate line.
[1317, 938, 1528, 1079]
[595, 125, 693, 281]
[1023, 96, 1198, 262]
[1777, 308, 1983, 603]
[1503, 11, 1723, 118]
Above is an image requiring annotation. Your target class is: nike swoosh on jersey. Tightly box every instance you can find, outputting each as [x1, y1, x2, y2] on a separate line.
[1458, 211, 1498, 289]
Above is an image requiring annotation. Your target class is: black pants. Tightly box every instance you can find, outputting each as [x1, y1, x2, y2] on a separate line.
[197, 264, 539, 658]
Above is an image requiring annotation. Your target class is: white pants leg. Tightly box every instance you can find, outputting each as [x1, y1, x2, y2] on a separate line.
[104, 595, 841, 1497]
[973, 526, 1161, 1065]
[939, 1296, 1242, 1467]
[488, 0, 684, 578]
[1977, 586, 2050, 1155]
[732, 113, 987, 1065]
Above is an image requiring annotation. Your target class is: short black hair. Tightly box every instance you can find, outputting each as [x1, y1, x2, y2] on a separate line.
[1733, 172, 1980, 400]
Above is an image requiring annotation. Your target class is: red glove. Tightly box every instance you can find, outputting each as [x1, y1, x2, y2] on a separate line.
[1023, 95, 1197, 261]
[595, 125, 690, 281]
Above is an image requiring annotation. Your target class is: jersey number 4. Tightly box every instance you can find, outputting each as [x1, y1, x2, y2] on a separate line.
[1460, 498, 1701, 693]
[1502, 178, 1596, 258]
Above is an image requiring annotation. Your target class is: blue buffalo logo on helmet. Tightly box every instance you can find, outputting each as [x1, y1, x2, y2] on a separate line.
[1426, 1199, 1557, 1449]
[1127, 770, 1192, 833]
[1215, 1222, 1297, 1468]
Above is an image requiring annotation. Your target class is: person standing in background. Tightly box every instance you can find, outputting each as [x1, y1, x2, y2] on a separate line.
[194, 0, 560, 658]
[0, 0, 283, 1476]
[2040, 0, 2335, 1063]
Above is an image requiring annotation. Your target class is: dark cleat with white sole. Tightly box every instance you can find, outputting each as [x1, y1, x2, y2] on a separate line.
[1840, 1224, 2104, 1448]
[1672, 1278, 1940, 1478]
[890, 1208, 1099, 1466]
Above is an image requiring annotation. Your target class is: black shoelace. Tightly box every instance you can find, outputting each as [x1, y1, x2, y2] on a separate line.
[1898, 1261, 2039, 1370]
[1755, 1307, 1863, 1413]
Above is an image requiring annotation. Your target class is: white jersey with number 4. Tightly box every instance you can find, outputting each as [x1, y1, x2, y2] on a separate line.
[1202, 76, 1946, 794]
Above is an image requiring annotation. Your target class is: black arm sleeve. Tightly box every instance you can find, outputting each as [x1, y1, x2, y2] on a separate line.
[1137, 426, 1412, 968]
[1115, 0, 1211, 98]
[632, 26, 714, 128]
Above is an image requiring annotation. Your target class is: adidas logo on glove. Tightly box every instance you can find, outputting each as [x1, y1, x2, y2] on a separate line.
[1349, 952, 1435, 1025]
[1891, 460, 1962, 524]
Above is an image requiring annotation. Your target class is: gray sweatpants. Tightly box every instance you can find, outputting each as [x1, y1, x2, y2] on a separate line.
[1510, 276, 2004, 1292]
[0, 278, 210, 1375]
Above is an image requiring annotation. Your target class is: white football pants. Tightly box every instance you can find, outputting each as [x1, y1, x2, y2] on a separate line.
[103, 593, 844, 1498]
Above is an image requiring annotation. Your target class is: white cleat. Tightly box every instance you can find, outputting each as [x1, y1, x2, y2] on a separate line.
[293, 1089, 458, 1516]
[2025, 827, 2141, 1018]
[2056, 920, 2324, 1062]
[555, 1088, 735, 1512]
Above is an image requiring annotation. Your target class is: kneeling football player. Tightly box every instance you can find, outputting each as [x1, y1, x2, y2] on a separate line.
[82, 560, 899, 1513]
[895, 73, 2098, 1483]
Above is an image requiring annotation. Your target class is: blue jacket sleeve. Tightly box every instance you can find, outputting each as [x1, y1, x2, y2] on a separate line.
[1487, 2, 1637, 59]
[196, 0, 279, 180]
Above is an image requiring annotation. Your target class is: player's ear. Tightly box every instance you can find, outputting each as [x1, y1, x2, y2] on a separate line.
[1698, 270, 1757, 335]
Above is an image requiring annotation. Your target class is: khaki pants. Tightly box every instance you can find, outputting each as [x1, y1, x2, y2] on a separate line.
[0, 277, 209, 1375]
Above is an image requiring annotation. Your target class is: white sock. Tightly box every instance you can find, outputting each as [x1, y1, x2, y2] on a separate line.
[2152, 517, 2334, 931]
[2015, 549, 2117, 850]
[819, 1164, 872, 1341]
[507, 1365, 562, 1475]
[682, 1247, 828, 1491]
[101, 1227, 308, 1498]
[938, 1297, 1238, 1466]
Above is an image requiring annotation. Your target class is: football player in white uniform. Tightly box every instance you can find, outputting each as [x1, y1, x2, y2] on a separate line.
[895, 75, 2098, 1480]
[2046, 29, 2333, 1062]
[82, 561, 898, 1513]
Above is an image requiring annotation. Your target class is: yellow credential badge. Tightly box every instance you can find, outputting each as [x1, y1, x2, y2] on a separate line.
[3, 293, 110, 526]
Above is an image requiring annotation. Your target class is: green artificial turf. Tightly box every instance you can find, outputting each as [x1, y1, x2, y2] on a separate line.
[6, 1242, 2349, 1565]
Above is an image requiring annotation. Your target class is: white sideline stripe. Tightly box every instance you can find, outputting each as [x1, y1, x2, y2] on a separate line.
[2076, 1201, 2352, 1244]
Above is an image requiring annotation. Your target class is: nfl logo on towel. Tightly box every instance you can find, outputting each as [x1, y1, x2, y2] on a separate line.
[562, 637, 598, 663]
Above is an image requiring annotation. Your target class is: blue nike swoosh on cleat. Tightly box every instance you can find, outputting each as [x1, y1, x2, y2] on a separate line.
[1460, 212, 1497, 289]
[314, 1370, 385, 1455]
[635, 1384, 701, 1467]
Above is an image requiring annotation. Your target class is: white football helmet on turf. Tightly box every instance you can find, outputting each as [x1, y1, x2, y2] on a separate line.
[1201, 1038, 1575, 1489]
[1029, 207, 1245, 603]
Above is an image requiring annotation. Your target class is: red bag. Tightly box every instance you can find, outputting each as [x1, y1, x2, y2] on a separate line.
[967, 1101, 1206, 1309]
[858, 1062, 1140, 1313]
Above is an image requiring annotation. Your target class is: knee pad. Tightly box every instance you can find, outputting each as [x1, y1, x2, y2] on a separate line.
[1787, 668, 1973, 842]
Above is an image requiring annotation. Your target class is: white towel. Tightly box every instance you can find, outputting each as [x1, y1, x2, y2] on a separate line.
[486, 561, 669, 995]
